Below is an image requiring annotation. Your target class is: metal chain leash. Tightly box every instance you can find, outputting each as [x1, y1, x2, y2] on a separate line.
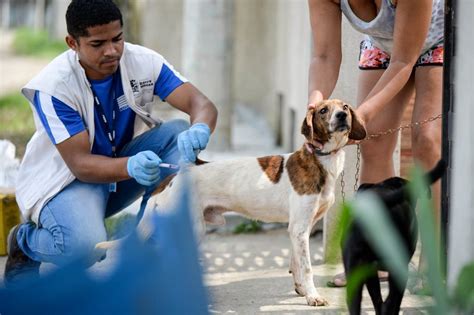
[340, 144, 361, 203]
[363, 113, 442, 141]
[340, 114, 442, 202]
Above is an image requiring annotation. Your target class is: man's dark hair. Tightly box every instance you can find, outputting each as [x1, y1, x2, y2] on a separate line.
[66, 0, 123, 39]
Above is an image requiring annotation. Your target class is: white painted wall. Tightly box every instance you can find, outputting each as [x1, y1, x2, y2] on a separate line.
[448, 0, 474, 287]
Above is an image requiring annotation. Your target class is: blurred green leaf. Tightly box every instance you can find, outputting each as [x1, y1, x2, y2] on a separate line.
[346, 264, 377, 305]
[350, 192, 409, 291]
[408, 165, 449, 315]
[451, 263, 474, 313]
[325, 202, 352, 264]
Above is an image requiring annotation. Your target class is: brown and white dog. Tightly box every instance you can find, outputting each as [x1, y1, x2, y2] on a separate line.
[98, 99, 366, 306]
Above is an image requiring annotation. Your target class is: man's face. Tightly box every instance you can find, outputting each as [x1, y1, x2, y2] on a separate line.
[66, 20, 124, 80]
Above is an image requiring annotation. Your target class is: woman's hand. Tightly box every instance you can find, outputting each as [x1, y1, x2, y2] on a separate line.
[346, 107, 368, 146]
[307, 90, 324, 109]
[306, 90, 324, 150]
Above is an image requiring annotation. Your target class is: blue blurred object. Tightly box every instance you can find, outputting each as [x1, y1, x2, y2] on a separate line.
[0, 176, 209, 315]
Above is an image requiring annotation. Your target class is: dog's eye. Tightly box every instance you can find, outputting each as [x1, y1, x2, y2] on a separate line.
[343, 104, 349, 110]
[319, 107, 328, 115]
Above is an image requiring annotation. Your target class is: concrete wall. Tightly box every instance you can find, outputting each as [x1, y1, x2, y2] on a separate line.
[273, 0, 312, 151]
[140, 0, 184, 69]
[182, 0, 235, 150]
[448, 0, 474, 287]
[232, 0, 317, 149]
[233, 0, 279, 138]
[50, 0, 68, 39]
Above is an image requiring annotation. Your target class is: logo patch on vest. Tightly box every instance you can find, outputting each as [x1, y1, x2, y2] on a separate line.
[130, 80, 139, 93]
[117, 95, 130, 111]
[139, 79, 153, 88]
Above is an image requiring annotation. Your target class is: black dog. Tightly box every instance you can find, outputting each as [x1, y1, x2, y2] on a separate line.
[342, 160, 446, 315]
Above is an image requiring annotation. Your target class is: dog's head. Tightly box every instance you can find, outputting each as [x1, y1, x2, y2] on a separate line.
[301, 99, 366, 153]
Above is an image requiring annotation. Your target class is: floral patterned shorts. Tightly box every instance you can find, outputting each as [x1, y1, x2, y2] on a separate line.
[358, 39, 444, 69]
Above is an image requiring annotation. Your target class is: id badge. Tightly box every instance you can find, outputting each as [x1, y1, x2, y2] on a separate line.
[109, 182, 117, 192]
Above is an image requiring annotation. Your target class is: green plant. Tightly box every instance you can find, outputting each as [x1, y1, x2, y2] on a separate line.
[13, 27, 67, 58]
[0, 92, 34, 134]
[105, 213, 137, 240]
[0, 92, 35, 157]
[233, 219, 262, 234]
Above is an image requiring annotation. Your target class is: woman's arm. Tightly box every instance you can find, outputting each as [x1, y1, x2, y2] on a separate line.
[308, 0, 343, 105]
[357, 0, 433, 123]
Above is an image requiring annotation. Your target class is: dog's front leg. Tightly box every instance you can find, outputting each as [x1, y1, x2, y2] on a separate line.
[288, 197, 328, 306]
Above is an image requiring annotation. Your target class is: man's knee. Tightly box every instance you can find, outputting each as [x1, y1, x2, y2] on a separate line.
[58, 229, 107, 266]
[148, 119, 189, 141]
[163, 119, 190, 136]
[155, 119, 190, 150]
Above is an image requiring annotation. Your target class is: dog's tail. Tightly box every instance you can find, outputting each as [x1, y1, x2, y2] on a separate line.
[382, 159, 447, 207]
[426, 159, 447, 185]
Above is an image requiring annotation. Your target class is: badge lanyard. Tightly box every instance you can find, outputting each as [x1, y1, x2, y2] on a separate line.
[89, 73, 118, 192]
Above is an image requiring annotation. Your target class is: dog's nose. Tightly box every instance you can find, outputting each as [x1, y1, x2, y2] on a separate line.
[336, 111, 347, 121]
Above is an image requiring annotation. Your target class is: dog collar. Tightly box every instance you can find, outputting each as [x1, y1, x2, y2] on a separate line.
[305, 142, 337, 156]
[314, 149, 334, 156]
[304, 142, 337, 156]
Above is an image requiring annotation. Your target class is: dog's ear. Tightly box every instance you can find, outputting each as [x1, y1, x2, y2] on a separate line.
[348, 106, 367, 140]
[301, 110, 314, 139]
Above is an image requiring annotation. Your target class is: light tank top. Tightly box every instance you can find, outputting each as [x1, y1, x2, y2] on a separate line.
[340, 0, 445, 54]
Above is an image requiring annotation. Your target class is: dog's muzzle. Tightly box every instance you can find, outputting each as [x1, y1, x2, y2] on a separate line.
[333, 111, 349, 132]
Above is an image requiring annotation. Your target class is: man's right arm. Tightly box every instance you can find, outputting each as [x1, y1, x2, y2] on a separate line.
[33, 91, 159, 185]
[58, 133, 162, 186]
[307, 0, 343, 104]
[56, 131, 130, 183]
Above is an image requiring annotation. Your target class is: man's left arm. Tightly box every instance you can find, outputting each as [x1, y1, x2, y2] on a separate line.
[165, 82, 218, 162]
[165, 82, 217, 131]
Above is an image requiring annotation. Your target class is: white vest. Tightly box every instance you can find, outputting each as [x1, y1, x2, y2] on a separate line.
[17, 43, 187, 223]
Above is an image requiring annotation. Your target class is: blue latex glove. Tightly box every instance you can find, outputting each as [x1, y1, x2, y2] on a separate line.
[127, 151, 162, 186]
[177, 123, 211, 163]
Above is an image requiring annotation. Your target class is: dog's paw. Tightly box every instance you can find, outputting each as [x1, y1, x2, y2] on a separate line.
[95, 241, 113, 251]
[306, 295, 329, 307]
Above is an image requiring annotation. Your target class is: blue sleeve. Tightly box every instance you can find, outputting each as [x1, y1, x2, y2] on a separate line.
[154, 63, 186, 101]
[33, 91, 85, 144]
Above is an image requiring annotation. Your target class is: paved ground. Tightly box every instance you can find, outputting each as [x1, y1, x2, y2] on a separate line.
[203, 229, 433, 314]
[0, 227, 433, 314]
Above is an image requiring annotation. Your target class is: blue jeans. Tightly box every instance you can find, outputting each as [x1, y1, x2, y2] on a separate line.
[16, 119, 189, 266]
